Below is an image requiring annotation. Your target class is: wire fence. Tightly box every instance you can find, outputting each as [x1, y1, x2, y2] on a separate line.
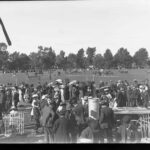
[3, 111, 24, 137]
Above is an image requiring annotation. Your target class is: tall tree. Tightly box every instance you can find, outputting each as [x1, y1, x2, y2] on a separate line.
[76, 48, 85, 68]
[41, 47, 56, 69]
[103, 49, 113, 69]
[55, 50, 66, 69]
[93, 54, 104, 69]
[7, 51, 20, 70]
[67, 53, 77, 68]
[133, 48, 148, 68]
[18, 53, 31, 70]
[113, 47, 133, 68]
[86, 47, 96, 66]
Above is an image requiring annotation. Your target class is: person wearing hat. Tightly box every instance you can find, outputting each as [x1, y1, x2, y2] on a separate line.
[53, 105, 71, 143]
[64, 80, 70, 102]
[99, 100, 115, 143]
[39, 94, 49, 111]
[130, 84, 141, 107]
[5, 88, 12, 114]
[65, 101, 78, 143]
[55, 79, 63, 85]
[31, 94, 41, 134]
[12, 86, 19, 109]
[40, 97, 57, 143]
[59, 84, 65, 103]
[116, 88, 127, 107]
[140, 84, 149, 108]
[70, 84, 79, 104]
[53, 87, 61, 108]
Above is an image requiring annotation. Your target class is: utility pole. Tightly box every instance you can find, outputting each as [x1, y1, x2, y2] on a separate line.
[0, 18, 12, 46]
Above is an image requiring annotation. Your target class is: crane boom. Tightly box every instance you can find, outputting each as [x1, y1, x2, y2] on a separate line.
[0, 18, 12, 46]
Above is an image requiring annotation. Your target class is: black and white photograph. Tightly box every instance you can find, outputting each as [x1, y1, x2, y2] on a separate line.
[0, 0, 150, 143]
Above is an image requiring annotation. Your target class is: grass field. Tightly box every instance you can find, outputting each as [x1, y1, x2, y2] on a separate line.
[0, 69, 150, 87]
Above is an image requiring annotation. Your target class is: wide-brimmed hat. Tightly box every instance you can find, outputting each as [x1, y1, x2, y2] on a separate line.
[32, 94, 38, 98]
[56, 79, 63, 84]
[104, 88, 109, 92]
[69, 80, 77, 85]
[41, 94, 48, 100]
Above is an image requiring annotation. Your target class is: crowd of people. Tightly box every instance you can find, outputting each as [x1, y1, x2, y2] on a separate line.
[0, 78, 149, 143]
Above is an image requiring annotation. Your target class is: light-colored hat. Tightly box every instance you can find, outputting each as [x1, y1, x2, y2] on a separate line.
[69, 80, 77, 85]
[139, 85, 143, 89]
[56, 79, 63, 84]
[48, 82, 53, 87]
[104, 88, 109, 91]
[32, 94, 38, 98]
[41, 94, 48, 100]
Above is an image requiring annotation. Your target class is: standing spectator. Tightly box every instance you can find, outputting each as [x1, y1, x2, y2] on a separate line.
[65, 102, 78, 143]
[59, 85, 65, 103]
[5, 88, 12, 113]
[140, 85, 149, 108]
[99, 101, 115, 143]
[40, 97, 56, 143]
[116, 88, 127, 107]
[64, 81, 70, 102]
[31, 94, 41, 134]
[130, 86, 140, 107]
[12, 86, 19, 109]
[53, 106, 71, 143]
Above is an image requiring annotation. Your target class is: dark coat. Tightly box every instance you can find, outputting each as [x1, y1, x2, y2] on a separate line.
[64, 85, 70, 101]
[13, 91, 19, 103]
[41, 105, 55, 127]
[116, 91, 127, 107]
[53, 116, 70, 143]
[33, 107, 41, 120]
[0, 92, 6, 104]
[99, 106, 115, 129]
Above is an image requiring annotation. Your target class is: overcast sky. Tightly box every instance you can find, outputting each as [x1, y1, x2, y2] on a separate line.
[0, 0, 150, 56]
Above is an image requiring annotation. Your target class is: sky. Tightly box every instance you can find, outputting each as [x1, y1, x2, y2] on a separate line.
[0, 0, 150, 56]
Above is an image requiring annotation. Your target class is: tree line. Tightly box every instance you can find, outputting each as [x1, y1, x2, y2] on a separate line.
[0, 42, 150, 72]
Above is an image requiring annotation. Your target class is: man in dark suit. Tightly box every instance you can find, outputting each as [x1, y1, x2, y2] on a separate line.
[99, 100, 115, 143]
